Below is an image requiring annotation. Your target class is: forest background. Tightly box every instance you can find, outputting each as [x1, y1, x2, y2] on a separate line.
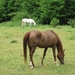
[0, 0, 75, 27]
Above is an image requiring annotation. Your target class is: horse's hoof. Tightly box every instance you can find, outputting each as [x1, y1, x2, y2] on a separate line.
[56, 63, 59, 66]
[41, 63, 43, 66]
[30, 66, 34, 69]
[55, 62, 59, 66]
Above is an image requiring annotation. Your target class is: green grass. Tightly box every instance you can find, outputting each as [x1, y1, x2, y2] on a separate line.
[0, 22, 75, 75]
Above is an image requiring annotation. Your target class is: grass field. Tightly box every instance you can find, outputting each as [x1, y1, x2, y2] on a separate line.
[0, 22, 75, 75]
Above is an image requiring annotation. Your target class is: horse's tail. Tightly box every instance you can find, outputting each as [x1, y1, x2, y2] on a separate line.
[23, 32, 30, 63]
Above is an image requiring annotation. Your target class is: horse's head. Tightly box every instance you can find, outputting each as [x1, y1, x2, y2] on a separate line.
[57, 50, 65, 64]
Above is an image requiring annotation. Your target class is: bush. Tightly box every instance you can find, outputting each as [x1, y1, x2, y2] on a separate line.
[68, 19, 75, 28]
[12, 11, 30, 21]
[50, 17, 59, 27]
[10, 40, 18, 43]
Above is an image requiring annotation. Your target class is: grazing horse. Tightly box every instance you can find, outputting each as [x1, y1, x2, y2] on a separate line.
[23, 30, 65, 68]
[22, 18, 36, 27]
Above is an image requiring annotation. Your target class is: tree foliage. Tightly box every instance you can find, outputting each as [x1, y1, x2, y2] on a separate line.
[0, 0, 75, 25]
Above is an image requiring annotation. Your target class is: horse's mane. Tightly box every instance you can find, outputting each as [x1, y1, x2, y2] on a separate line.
[50, 30, 63, 51]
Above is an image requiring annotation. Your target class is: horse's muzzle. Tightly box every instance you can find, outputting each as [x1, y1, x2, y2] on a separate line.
[61, 62, 64, 64]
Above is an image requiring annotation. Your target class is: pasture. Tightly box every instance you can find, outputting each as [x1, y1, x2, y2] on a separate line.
[0, 23, 75, 75]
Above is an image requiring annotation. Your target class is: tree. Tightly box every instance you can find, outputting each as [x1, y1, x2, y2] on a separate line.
[39, 0, 52, 24]
[0, 0, 75, 25]
[58, 0, 75, 24]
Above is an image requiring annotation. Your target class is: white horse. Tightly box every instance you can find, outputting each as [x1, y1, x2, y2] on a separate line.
[22, 18, 36, 27]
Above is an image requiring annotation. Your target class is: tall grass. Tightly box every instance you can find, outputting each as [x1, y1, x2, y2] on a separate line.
[0, 22, 75, 75]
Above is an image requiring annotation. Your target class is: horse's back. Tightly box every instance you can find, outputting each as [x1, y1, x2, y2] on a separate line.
[42, 30, 58, 44]
[22, 18, 34, 23]
[29, 30, 42, 46]
[29, 30, 58, 40]
[29, 30, 41, 40]
[43, 30, 57, 38]
[28, 30, 59, 47]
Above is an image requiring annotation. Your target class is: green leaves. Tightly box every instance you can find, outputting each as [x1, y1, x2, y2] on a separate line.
[0, 0, 75, 25]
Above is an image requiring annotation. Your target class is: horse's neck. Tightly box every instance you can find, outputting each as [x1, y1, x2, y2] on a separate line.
[33, 21, 36, 26]
[57, 40, 63, 52]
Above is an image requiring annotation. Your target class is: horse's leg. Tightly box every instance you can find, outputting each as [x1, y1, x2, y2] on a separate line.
[22, 21, 24, 28]
[30, 47, 36, 68]
[52, 46, 59, 65]
[22, 21, 26, 28]
[28, 44, 34, 67]
[29, 22, 31, 27]
[24, 22, 26, 27]
[41, 48, 48, 66]
[28, 43, 32, 66]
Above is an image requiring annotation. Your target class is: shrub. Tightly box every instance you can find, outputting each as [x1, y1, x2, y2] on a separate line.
[12, 11, 30, 21]
[10, 40, 18, 43]
[69, 32, 75, 40]
[50, 17, 59, 27]
[68, 19, 75, 28]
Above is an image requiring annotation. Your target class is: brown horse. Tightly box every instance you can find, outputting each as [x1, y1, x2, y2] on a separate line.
[23, 30, 65, 68]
